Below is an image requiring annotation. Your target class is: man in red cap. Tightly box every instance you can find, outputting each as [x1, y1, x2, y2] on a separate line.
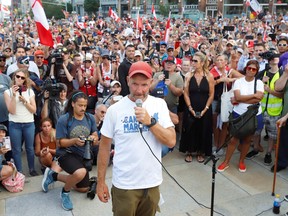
[34, 49, 49, 80]
[97, 61, 176, 216]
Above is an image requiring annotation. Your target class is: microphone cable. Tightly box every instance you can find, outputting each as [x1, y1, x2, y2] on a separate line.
[139, 130, 225, 216]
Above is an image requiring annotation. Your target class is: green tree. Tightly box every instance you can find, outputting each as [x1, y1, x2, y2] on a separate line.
[41, 1, 66, 19]
[84, 0, 99, 15]
[159, 5, 170, 16]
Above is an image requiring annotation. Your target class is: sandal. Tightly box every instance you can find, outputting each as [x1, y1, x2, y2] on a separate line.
[197, 155, 205, 163]
[185, 154, 192, 163]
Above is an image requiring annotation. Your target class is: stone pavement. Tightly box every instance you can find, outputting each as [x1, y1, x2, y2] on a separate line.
[1, 140, 288, 216]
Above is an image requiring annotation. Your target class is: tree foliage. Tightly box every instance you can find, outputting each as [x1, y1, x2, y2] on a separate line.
[84, 0, 99, 15]
[42, 1, 66, 19]
[159, 5, 170, 16]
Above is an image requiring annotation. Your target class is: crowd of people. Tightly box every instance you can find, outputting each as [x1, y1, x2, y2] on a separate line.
[0, 10, 287, 214]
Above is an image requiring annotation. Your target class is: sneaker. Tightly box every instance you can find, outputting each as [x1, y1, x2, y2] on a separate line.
[29, 170, 39, 176]
[284, 195, 288, 202]
[264, 153, 272, 166]
[61, 191, 73, 211]
[216, 148, 225, 156]
[217, 162, 229, 172]
[246, 150, 259, 160]
[42, 168, 55, 193]
[270, 165, 286, 173]
[239, 162, 246, 172]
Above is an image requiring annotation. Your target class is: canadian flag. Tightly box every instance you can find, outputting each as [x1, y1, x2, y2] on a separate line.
[0, 4, 10, 14]
[137, 15, 143, 33]
[30, 0, 54, 47]
[108, 7, 120, 22]
[164, 11, 171, 43]
[145, 20, 152, 30]
[152, 4, 157, 20]
[76, 21, 87, 29]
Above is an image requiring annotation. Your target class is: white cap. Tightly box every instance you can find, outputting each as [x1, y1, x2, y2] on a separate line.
[134, 50, 142, 57]
[110, 80, 121, 87]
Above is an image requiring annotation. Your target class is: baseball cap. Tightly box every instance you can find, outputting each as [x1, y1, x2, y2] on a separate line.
[34, 50, 44, 56]
[110, 80, 121, 87]
[160, 41, 167, 46]
[84, 54, 92, 62]
[167, 45, 174, 50]
[101, 49, 110, 57]
[128, 61, 153, 78]
[227, 40, 236, 46]
[134, 50, 142, 57]
[165, 56, 175, 64]
[0, 124, 7, 132]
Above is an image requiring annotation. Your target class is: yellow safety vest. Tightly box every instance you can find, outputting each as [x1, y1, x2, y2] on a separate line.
[261, 71, 283, 116]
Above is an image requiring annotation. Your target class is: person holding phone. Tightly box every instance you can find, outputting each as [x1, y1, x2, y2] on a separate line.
[179, 52, 214, 163]
[4, 68, 38, 176]
[150, 56, 184, 114]
[0, 124, 14, 181]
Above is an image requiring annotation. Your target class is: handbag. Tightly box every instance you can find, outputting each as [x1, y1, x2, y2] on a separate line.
[228, 79, 259, 139]
[2, 163, 25, 193]
[220, 82, 234, 122]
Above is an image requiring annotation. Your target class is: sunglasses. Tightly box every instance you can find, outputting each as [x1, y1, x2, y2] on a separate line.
[16, 75, 25, 80]
[138, 47, 145, 50]
[246, 66, 258, 73]
[278, 44, 287, 47]
[0, 59, 6, 62]
[192, 59, 199, 63]
[36, 56, 44, 59]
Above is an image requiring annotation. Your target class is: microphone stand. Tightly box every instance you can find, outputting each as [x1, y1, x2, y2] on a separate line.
[204, 106, 259, 216]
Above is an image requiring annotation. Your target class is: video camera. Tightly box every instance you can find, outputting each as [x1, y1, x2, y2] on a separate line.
[79, 136, 94, 171]
[51, 49, 63, 66]
[42, 79, 66, 100]
[146, 29, 153, 39]
[259, 51, 280, 61]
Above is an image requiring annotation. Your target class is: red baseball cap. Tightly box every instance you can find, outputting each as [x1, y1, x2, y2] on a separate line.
[128, 61, 153, 79]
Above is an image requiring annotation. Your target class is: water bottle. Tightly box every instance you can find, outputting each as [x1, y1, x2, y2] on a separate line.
[273, 194, 281, 214]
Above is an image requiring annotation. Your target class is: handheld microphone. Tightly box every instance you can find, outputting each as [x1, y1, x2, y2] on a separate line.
[135, 99, 143, 131]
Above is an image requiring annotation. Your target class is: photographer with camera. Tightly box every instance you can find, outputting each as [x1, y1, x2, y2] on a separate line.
[41, 83, 68, 127]
[50, 47, 75, 93]
[41, 90, 99, 211]
[96, 50, 117, 100]
[77, 54, 98, 113]
[7, 46, 40, 79]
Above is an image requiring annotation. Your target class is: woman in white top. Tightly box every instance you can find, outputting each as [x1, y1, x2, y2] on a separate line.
[217, 60, 264, 173]
[4, 68, 38, 176]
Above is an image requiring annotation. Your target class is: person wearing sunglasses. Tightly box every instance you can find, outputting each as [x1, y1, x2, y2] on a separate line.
[96, 50, 117, 101]
[4, 68, 39, 176]
[246, 53, 283, 164]
[7, 46, 40, 79]
[218, 60, 264, 173]
[179, 52, 214, 163]
[277, 37, 288, 55]
[34, 49, 49, 80]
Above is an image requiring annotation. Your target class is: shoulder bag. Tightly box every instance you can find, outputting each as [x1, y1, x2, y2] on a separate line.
[228, 79, 259, 139]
